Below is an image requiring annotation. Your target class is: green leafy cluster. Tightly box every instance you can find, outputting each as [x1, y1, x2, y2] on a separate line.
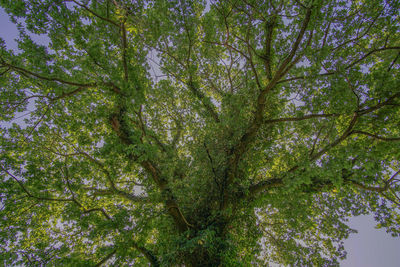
[1, 0, 400, 266]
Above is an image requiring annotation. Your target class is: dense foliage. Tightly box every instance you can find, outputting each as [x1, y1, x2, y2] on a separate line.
[1, 0, 400, 266]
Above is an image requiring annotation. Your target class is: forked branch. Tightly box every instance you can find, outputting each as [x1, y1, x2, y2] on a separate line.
[223, 7, 314, 207]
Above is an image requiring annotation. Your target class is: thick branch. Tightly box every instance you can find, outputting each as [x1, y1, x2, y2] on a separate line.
[280, 29, 314, 78]
[277, 47, 400, 85]
[51, 86, 87, 101]
[132, 243, 160, 267]
[1, 166, 73, 203]
[141, 160, 193, 231]
[346, 46, 400, 70]
[248, 178, 284, 196]
[84, 187, 152, 203]
[222, 7, 313, 209]
[357, 91, 400, 115]
[204, 142, 220, 188]
[263, 17, 277, 80]
[243, 20, 262, 90]
[275, 7, 312, 77]
[172, 117, 183, 148]
[188, 81, 220, 123]
[277, 71, 335, 84]
[110, 110, 192, 232]
[62, 165, 113, 220]
[94, 249, 117, 267]
[121, 22, 129, 81]
[351, 130, 400, 141]
[349, 180, 389, 193]
[246, 172, 391, 199]
[2, 62, 96, 87]
[77, 151, 118, 189]
[332, 6, 383, 51]
[311, 112, 358, 160]
[70, 0, 120, 27]
[265, 113, 338, 124]
[82, 208, 111, 220]
[243, 113, 359, 198]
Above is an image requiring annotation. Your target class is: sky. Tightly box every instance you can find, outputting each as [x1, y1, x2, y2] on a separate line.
[1, 6, 400, 267]
[342, 215, 400, 267]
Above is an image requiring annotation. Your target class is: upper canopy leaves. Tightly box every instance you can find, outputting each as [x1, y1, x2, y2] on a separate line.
[1, 0, 400, 266]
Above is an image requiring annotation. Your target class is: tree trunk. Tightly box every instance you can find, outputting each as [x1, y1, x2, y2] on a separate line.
[184, 248, 223, 267]
[182, 220, 228, 267]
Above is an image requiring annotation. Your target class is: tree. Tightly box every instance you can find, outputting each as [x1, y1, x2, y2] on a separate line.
[0, 0, 400, 265]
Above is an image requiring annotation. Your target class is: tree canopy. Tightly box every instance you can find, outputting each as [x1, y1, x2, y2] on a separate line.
[1, 0, 400, 266]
